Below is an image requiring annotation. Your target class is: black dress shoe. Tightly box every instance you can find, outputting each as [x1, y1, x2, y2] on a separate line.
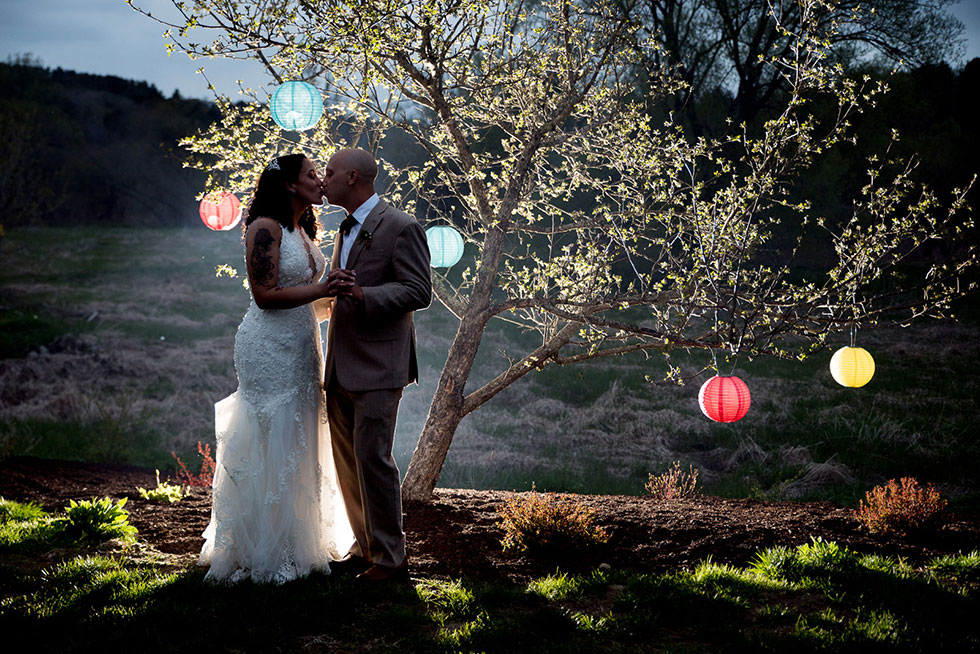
[355, 560, 409, 583]
[330, 553, 370, 576]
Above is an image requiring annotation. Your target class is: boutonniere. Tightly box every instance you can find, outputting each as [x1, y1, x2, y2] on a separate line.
[359, 229, 373, 243]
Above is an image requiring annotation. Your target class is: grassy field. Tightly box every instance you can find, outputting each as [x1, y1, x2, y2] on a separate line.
[1, 226, 979, 507]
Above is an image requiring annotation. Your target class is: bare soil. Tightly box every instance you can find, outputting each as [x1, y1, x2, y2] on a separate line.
[2, 456, 978, 582]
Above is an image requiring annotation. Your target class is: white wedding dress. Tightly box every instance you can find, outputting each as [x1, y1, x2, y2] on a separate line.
[199, 225, 353, 584]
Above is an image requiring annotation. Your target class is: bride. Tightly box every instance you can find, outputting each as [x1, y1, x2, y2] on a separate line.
[199, 153, 353, 584]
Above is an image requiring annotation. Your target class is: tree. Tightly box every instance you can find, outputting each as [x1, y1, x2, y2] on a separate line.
[132, 0, 976, 502]
[619, 0, 966, 127]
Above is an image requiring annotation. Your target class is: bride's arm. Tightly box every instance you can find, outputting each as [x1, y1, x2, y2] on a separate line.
[246, 218, 331, 310]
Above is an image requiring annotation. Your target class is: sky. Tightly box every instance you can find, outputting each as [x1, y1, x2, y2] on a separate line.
[0, 0, 267, 99]
[1, 0, 980, 101]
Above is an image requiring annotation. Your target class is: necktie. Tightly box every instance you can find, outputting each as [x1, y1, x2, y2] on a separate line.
[340, 214, 357, 238]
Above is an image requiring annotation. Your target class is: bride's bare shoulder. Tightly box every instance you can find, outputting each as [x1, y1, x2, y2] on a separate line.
[246, 217, 283, 236]
[245, 218, 283, 247]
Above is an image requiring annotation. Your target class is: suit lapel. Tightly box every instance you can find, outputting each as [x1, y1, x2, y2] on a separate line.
[330, 228, 342, 271]
[345, 200, 388, 269]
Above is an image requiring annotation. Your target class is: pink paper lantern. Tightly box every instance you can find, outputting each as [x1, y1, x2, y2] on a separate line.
[199, 192, 241, 231]
[698, 375, 751, 423]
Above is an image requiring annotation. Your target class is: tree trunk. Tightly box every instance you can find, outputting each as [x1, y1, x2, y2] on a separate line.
[403, 220, 510, 502]
[401, 309, 488, 502]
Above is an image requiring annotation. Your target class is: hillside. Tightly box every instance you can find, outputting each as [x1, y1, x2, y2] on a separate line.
[0, 57, 219, 227]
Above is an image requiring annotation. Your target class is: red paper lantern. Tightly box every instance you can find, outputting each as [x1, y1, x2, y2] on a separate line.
[199, 192, 241, 231]
[698, 375, 751, 423]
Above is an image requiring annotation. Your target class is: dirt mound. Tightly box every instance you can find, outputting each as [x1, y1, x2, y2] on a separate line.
[2, 456, 977, 582]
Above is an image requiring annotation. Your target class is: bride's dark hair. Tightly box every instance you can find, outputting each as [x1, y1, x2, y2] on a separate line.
[244, 153, 319, 241]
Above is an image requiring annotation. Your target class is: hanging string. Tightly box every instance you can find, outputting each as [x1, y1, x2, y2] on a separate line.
[607, 213, 646, 291]
[708, 347, 741, 377]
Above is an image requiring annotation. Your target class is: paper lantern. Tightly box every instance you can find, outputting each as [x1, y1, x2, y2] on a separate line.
[270, 81, 323, 131]
[699, 375, 751, 423]
[426, 225, 465, 268]
[199, 192, 241, 231]
[830, 346, 875, 387]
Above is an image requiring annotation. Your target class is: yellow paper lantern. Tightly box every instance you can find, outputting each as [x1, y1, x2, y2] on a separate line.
[830, 346, 875, 387]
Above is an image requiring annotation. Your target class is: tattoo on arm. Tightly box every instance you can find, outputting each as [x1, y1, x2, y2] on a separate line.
[250, 228, 277, 287]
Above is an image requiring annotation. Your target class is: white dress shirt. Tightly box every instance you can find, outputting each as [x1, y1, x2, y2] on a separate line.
[339, 193, 379, 268]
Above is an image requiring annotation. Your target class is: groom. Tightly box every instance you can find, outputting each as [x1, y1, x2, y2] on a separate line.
[320, 148, 431, 582]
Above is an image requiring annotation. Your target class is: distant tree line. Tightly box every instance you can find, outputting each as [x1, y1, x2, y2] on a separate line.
[773, 58, 980, 269]
[0, 55, 219, 227]
[0, 52, 976, 236]
[620, 0, 967, 129]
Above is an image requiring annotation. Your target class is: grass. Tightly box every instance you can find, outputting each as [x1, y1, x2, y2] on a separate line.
[0, 415, 174, 471]
[0, 499, 977, 652]
[929, 550, 980, 591]
[0, 499, 50, 550]
[436, 322, 980, 508]
[8, 550, 971, 652]
[0, 306, 94, 358]
[0, 227, 245, 469]
[1, 556, 437, 653]
[2, 226, 980, 510]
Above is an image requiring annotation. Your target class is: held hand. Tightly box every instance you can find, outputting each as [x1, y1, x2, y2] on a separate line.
[324, 268, 358, 298]
[317, 278, 335, 298]
[349, 280, 364, 303]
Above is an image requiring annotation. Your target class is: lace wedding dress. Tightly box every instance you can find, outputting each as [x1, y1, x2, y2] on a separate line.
[199, 225, 353, 584]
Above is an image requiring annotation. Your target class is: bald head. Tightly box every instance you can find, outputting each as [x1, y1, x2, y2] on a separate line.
[322, 148, 379, 212]
[332, 148, 378, 188]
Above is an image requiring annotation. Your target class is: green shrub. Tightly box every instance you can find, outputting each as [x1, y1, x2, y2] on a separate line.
[0, 498, 55, 550]
[0, 497, 47, 523]
[136, 470, 183, 503]
[51, 497, 138, 545]
[855, 477, 948, 536]
[645, 461, 699, 500]
[497, 485, 609, 554]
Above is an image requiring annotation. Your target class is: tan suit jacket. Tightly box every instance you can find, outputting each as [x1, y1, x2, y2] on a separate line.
[323, 199, 431, 391]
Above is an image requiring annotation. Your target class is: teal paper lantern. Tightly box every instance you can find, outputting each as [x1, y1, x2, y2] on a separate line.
[270, 81, 323, 131]
[426, 225, 464, 268]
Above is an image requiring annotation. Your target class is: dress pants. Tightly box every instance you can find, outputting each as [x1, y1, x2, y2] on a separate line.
[326, 375, 406, 568]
